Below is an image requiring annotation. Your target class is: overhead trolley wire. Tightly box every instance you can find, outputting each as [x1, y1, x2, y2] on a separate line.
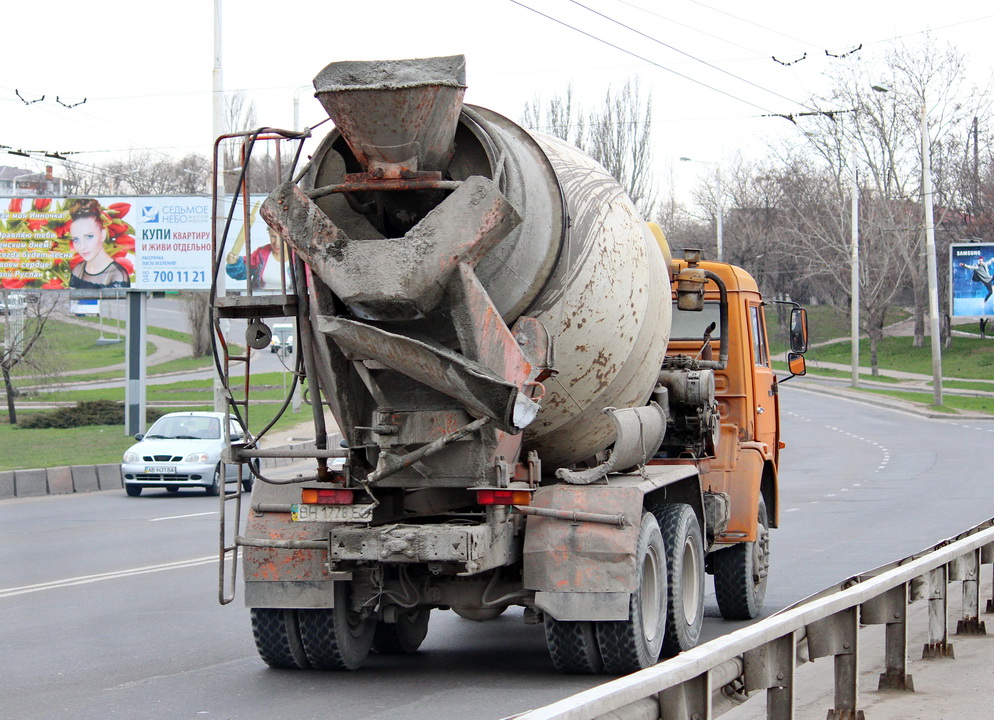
[506, 0, 780, 115]
[564, 0, 819, 112]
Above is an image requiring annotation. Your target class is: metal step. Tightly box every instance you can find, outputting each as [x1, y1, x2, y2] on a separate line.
[215, 294, 298, 319]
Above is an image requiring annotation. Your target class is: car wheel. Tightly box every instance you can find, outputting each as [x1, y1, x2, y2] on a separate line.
[205, 465, 221, 496]
[167, 487, 179, 493]
[242, 461, 257, 493]
[125, 484, 142, 497]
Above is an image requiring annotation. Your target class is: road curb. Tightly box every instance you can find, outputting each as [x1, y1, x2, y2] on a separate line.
[788, 378, 994, 421]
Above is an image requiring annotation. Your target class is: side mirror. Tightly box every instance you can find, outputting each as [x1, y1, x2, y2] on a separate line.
[787, 352, 806, 377]
[789, 307, 808, 354]
[134, 433, 144, 441]
[230, 433, 243, 442]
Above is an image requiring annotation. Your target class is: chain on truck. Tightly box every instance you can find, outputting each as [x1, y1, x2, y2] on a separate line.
[211, 55, 810, 674]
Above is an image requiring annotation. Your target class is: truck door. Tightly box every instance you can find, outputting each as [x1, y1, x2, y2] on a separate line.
[749, 304, 777, 455]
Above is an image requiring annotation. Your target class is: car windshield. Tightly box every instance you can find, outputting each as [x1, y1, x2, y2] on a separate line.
[146, 416, 222, 440]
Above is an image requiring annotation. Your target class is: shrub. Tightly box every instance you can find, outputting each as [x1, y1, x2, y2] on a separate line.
[18, 401, 166, 429]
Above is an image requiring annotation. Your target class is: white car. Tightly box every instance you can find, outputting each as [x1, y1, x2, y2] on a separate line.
[121, 411, 255, 496]
[270, 323, 295, 353]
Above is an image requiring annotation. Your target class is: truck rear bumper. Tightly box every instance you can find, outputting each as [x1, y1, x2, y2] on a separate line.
[330, 520, 516, 575]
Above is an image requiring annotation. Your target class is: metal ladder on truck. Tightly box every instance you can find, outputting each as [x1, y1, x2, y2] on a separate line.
[212, 128, 305, 605]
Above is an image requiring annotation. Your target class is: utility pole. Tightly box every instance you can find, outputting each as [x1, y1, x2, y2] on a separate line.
[213, 0, 227, 413]
[921, 103, 943, 406]
[850, 150, 860, 388]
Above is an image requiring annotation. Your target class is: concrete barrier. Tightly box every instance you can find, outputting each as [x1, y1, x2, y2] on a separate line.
[95, 464, 123, 491]
[71, 465, 101, 493]
[46, 466, 74, 495]
[0, 471, 14, 499]
[2, 441, 318, 499]
[14, 468, 48, 497]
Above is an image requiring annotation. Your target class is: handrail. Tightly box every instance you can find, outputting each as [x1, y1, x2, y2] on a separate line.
[512, 518, 994, 720]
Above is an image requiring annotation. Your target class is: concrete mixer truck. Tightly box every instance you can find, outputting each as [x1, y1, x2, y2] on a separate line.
[213, 55, 809, 675]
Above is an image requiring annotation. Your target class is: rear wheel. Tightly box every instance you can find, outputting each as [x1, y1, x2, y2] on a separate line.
[297, 581, 375, 670]
[242, 461, 257, 493]
[125, 484, 142, 497]
[713, 497, 770, 620]
[545, 618, 603, 674]
[652, 504, 705, 656]
[205, 465, 221, 497]
[251, 608, 310, 669]
[372, 607, 430, 654]
[595, 511, 666, 673]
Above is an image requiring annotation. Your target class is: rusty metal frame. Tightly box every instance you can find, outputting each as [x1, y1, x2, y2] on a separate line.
[512, 518, 994, 720]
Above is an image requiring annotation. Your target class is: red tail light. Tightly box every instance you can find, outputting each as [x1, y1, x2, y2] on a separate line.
[301, 488, 354, 505]
[476, 488, 532, 506]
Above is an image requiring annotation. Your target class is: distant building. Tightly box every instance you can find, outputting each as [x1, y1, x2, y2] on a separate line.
[0, 165, 64, 195]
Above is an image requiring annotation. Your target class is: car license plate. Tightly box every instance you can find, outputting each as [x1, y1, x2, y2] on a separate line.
[291, 503, 374, 523]
[143, 465, 175, 474]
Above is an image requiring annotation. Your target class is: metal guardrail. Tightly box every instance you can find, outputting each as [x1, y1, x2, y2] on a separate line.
[513, 518, 994, 720]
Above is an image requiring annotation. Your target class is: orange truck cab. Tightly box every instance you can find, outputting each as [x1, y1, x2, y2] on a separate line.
[659, 250, 807, 548]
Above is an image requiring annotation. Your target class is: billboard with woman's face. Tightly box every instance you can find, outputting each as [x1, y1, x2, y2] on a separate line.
[950, 243, 994, 317]
[0, 195, 284, 293]
[0, 197, 135, 290]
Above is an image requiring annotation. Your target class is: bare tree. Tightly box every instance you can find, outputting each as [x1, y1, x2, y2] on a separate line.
[180, 291, 213, 358]
[522, 78, 658, 217]
[1, 292, 61, 424]
[797, 37, 991, 349]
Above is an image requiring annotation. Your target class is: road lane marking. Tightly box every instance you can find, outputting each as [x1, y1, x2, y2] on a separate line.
[150, 511, 218, 522]
[0, 556, 216, 599]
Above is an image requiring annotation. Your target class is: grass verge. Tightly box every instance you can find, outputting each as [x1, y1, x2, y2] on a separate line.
[0, 405, 317, 472]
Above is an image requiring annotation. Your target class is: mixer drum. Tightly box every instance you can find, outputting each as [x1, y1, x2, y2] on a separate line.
[302, 57, 670, 467]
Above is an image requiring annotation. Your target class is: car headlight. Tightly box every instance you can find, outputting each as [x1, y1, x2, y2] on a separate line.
[123, 452, 140, 463]
[184, 452, 211, 463]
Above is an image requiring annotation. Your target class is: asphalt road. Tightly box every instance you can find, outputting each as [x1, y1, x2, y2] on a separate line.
[2, 387, 992, 720]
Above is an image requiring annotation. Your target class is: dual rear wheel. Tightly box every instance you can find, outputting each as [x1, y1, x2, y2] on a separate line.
[251, 582, 430, 670]
[545, 504, 706, 675]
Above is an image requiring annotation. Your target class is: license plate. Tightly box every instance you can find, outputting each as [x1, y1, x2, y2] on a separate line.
[143, 465, 175, 474]
[291, 503, 374, 523]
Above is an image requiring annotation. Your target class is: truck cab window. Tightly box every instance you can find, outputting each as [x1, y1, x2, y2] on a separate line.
[671, 301, 722, 340]
[751, 305, 769, 367]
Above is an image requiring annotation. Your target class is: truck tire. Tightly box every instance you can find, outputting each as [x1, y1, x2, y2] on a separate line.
[372, 607, 430, 654]
[251, 608, 311, 669]
[544, 618, 603, 674]
[713, 497, 770, 620]
[594, 511, 666, 673]
[297, 581, 375, 670]
[652, 503, 705, 656]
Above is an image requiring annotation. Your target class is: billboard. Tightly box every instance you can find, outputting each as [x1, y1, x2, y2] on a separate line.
[950, 243, 994, 317]
[0, 195, 282, 293]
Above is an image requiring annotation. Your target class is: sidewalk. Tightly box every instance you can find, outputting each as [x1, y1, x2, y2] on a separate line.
[723, 571, 994, 719]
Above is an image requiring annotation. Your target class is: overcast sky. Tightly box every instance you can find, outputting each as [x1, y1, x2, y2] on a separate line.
[3, 0, 993, 194]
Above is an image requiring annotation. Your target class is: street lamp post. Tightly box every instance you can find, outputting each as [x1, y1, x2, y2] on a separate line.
[872, 85, 943, 405]
[850, 150, 860, 389]
[680, 157, 723, 262]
